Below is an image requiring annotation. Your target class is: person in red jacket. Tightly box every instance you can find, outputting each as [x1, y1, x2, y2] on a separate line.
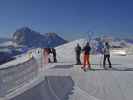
[81, 42, 91, 71]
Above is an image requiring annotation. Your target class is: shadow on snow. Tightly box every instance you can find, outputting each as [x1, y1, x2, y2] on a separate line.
[11, 76, 75, 100]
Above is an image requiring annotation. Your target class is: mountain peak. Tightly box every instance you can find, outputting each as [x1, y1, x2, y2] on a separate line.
[16, 27, 32, 33]
[12, 27, 67, 47]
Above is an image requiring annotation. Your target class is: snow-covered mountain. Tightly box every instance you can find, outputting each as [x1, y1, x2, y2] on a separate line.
[13, 27, 67, 48]
[43, 32, 68, 47]
[95, 35, 133, 45]
[0, 41, 15, 47]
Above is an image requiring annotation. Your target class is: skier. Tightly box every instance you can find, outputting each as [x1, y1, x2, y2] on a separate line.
[82, 42, 91, 71]
[51, 48, 57, 63]
[103, 42, 112, 69]
[75, 44, 81, 65]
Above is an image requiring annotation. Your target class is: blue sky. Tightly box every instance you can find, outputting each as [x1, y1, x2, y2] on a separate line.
[0, 0, 133, 40]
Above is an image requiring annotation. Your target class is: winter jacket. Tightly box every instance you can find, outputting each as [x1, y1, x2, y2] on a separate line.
[52, 48, 56, 56]
[83, 45, 91, 55]
[103, 45, 110, 55]
[75, 46, 81, 55]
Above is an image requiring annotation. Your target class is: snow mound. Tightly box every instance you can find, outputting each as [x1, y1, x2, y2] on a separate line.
[0, 41, 15, 47]
[56, 39, 87, 63]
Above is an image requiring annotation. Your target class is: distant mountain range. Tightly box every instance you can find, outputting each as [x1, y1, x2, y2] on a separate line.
[12, 27, 67, 48]
[0, 27, 67, 63]
[0, 27, 133, 48]
[115, 38, 133, 44]
[0, 38, 12, 43]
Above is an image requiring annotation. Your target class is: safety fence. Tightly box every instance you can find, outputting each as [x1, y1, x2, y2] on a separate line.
[0, 48, 44, 98]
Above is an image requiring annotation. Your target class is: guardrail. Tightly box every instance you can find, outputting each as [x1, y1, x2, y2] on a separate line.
[0, 48, 44, 98]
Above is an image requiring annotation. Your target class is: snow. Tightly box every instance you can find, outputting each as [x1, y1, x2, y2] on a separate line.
[0, 41, 16, 47]
[0, 53, 31, 69]
[56, 39, 87, 63]
[1, 39, 133, 100]
[111, 49, 127, 56]
[55, 39, 133, 67]
[8, 59, 133, 100]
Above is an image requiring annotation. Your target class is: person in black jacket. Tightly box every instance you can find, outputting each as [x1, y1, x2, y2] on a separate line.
[75, 44, 81, 65]
[51, 48, 57, 63]
[47, 48, 52, 63]
[82, 42, 91, 70]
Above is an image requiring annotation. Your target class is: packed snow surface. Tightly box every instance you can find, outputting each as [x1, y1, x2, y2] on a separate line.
[10, 54, 133, 100]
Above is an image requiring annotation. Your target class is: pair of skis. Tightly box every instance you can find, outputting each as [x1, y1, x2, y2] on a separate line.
[81, 67, 113, 72]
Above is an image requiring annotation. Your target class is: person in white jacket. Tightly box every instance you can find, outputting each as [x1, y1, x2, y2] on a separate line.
[103, 42, 112, 69]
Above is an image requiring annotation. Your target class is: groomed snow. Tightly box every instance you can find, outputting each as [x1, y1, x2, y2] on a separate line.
[10, 57, 133, 100]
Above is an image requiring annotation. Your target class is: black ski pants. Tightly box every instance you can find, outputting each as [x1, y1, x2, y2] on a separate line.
[103, 55, 112, 68]
[76, 53, 81, 65]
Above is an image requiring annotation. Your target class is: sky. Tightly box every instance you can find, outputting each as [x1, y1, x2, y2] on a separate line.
[0, 0, 133, 40]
